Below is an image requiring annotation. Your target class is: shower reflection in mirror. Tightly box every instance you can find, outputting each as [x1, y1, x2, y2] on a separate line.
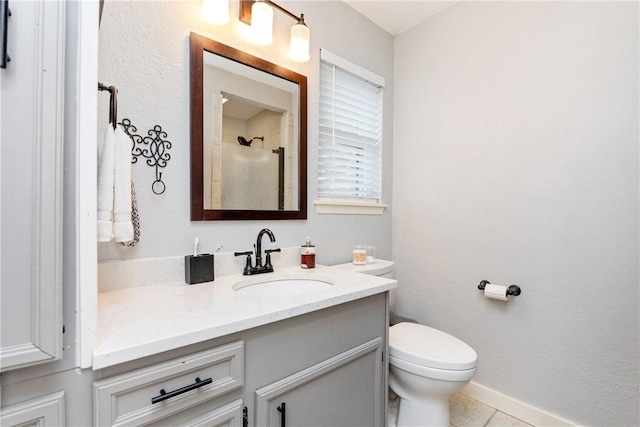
[203, 55, 297, 211]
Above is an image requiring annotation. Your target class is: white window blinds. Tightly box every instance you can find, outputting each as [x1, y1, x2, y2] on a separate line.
[318, 50, 384, 203]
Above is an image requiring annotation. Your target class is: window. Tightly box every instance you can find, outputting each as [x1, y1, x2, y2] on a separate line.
[315, 50, 387, 215]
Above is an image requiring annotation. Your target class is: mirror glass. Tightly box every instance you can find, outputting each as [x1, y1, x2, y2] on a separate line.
[190, 32, 307, 220]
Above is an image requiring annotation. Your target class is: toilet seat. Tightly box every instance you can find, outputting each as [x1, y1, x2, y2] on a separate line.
[389, 322, 477, 371]
[389, 355, 477, 381]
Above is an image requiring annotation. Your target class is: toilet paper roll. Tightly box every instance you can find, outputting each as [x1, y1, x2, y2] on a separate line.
[484, 284, 509, 301]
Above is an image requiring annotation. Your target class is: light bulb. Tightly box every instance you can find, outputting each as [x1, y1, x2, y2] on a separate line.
[289, 19, 310, 63]
[202, 0, 229, 25]
[251, 0, 273, 46]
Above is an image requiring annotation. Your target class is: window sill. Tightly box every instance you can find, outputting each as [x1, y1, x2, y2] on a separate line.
[313, 200, 388, 215]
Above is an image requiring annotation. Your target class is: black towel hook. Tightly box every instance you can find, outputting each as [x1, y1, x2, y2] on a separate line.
[98, 82, 118, 130]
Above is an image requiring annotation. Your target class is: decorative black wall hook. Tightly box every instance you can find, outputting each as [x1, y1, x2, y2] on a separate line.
[119, 118, 172, 195]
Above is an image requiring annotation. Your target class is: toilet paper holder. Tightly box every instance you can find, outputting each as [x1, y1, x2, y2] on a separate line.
[478, 280, 521, 296]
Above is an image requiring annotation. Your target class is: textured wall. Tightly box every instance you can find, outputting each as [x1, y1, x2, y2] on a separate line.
[393, 2, 639, 425]
[97, 1, 394, 264]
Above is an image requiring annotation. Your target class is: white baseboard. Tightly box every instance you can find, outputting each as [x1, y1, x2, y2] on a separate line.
[461, 381, 576, 427]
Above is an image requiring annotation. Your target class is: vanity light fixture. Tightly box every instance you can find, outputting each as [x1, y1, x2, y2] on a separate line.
[249, 0, 273, 46]
[202, 0, 229, 25]
[239, 0, 310, 63]
[289, 14, 310, 63]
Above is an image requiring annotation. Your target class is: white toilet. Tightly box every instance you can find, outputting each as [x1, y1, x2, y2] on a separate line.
[389, 322, 478, 426]
[333, 260, 477, 426]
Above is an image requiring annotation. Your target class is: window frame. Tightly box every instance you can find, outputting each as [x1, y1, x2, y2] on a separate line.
[315, 49, 387, 215]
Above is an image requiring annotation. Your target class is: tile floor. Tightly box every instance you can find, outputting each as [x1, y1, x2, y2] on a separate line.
[449, 393, 534, 427]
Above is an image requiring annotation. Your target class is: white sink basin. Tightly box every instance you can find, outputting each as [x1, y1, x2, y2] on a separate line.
[233, 273, 335, 295]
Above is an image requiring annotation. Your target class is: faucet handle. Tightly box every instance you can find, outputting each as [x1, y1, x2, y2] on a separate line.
[264, 248, 281, 269]
[234, 251, 253, 275]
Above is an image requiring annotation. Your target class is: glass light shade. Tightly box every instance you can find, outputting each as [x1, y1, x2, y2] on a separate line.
[289, 22, 310, 63]
[251, 1, 273, 46]
[202, 0, 229, 25]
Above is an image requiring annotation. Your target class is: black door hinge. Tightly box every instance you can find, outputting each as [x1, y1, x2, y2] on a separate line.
[1, 0, 11, 69]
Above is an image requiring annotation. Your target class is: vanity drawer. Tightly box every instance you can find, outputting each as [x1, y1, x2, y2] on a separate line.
[93, 340, 244, 427]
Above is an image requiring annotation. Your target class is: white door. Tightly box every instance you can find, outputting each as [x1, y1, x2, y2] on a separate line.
[0, 0, 65, 372]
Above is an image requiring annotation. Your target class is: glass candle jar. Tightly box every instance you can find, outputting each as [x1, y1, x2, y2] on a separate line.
[352, 245, 367, 265]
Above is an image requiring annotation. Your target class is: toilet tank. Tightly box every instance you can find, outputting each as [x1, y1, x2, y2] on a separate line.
[329, 260, 408, 325]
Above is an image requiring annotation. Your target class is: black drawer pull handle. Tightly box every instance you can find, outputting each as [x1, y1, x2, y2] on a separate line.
[277, 402, 286, 427]
[151, 377, 212, 404]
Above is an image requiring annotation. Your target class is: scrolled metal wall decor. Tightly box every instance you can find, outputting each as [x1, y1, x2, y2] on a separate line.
[120, 118, 172, 195]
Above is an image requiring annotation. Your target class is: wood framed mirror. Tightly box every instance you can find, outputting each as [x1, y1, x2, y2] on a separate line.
[190, 32, 307, 220]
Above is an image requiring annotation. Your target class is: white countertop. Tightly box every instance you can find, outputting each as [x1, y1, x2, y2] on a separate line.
[93, 263, 396, 369]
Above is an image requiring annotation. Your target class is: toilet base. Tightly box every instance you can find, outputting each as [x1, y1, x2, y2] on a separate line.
[396, 395, 450, 427]
[387, 394, 400, 427]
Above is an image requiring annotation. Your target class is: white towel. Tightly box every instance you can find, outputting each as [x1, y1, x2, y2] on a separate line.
[97, 125, 134, 243]
[97, 126, 115, 242]
[112, 126, 134, 242]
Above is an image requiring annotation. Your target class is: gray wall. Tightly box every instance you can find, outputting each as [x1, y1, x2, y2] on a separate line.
[97, 0, 394, 265]
[393, 2, 639, 425]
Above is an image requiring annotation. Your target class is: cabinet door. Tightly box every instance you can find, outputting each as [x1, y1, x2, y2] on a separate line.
[255, 338, 384, 427]
[0, 391, 65, 426]
[0, 0, 65, 371]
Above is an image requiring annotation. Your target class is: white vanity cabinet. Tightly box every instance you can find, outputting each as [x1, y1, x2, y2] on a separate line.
[93, 292, 389, 427]
[0, 0, 65, 372]
[0, 391, 66, 426]
[255, 338, 384, 426]
[93, 341, 245, 426]
[241, 293, 388, 427]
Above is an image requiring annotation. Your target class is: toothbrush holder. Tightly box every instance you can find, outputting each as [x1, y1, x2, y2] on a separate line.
[185, 254, 214, 284]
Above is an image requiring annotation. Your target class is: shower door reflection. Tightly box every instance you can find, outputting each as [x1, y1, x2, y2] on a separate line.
[201, 46, 298, 212]
[204, 92, 290, 211]
[221, 144, 284, 210]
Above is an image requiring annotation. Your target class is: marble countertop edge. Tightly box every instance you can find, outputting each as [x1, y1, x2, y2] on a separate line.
[92, 264, 396, 370]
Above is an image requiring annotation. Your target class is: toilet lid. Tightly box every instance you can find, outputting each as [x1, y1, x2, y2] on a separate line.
[389, 322, 477, 370]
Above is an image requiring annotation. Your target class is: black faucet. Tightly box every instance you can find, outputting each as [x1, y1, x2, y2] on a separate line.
[234, 228, 281, 275]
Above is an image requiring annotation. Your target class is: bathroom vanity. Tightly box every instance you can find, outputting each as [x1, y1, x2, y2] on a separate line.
[2, 257, 396, 426]
[94, 293, 387, 426]
[91, 262, 394, 426]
